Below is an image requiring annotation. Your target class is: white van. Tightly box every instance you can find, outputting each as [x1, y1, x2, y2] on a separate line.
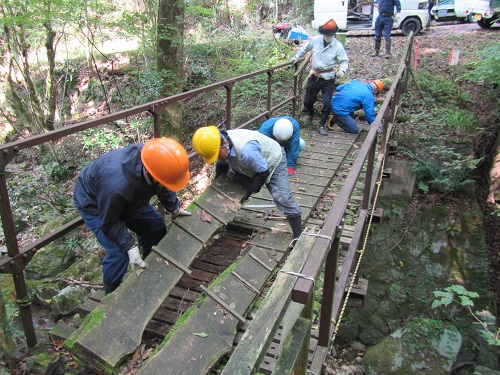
[431, 0, 481, 23]
[312, 0, 429, 36]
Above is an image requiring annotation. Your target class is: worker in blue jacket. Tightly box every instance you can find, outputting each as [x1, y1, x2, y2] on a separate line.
[73, 138, 191, 294]
[258, 116, 304, 176]
[330, 79, 384, 134]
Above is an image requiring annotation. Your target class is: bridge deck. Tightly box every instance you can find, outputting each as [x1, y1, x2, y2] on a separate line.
[52, 127, 360, 373]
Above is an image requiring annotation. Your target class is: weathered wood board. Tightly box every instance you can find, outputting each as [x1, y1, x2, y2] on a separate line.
[220, 234, 317, 374]
[136, 244, 275, 375]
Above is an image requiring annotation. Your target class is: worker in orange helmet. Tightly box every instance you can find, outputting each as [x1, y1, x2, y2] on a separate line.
[330, 79, 384, 134]
[73, 138, 191, 294]
[290, 18, 349, 136]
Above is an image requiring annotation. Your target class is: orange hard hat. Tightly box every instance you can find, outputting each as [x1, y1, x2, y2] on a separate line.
[141, 138, 190, 192]
[318, 19, 339, 35]
[192, 126, 221, 164]
[370, 79, 384, 94]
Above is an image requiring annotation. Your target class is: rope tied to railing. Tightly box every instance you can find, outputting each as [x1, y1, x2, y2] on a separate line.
[331, 155, 387, 345]
[16, 294, 34, 307]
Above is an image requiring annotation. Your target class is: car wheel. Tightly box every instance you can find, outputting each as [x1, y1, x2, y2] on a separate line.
[477, 18, 493, 28]
[401, 17, 422, 36]
[466, 14, 477, 23]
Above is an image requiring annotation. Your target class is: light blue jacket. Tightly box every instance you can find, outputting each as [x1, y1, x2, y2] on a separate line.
[258, 116, 301, 169]
[331, 80, 376, 124]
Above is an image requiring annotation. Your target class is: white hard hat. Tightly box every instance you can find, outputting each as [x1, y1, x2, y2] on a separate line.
[273, 118, 294, 142]
[299, 138, 306, 150]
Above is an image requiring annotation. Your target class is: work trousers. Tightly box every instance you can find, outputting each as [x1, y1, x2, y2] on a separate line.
[374, 15, 394, 40]
[304, 76, 336, 126]
[333, 113, 360, 134]
[74, 200, 166, 288]
[221, 149, 302, 217]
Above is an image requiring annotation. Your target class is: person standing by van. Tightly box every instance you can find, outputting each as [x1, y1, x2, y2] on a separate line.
[371, 0, 401, 58]
[290, 19, 349, 136]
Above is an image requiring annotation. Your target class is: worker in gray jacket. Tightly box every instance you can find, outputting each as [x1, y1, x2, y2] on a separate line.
[192, 126, 303, 246]
[290, 19, 349, 136]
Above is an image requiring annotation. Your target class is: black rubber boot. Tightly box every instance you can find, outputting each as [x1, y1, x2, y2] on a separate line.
[385, 40, 392, 58]
[287, 215, 303, 240]
[371, 40, 381, 57]
[103, 281, 121, 295]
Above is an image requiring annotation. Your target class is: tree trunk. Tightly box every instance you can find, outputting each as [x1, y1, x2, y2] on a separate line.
[44, 22, 57, 131]
[157, 0, 185, 140]
[487, 131, 500, 205]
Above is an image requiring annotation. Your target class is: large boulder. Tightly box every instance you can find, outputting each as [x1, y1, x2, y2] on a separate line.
[25, 244, 76, 280]
[363, 318, 462, 375]
[50, 285, 88, 318]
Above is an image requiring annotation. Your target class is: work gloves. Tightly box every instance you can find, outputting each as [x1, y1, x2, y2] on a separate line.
[173, 207, 191, 218]
[240, 169, 270, 204]
[288, 167, 295, 176]
[336, 70, 346, 79]
[393, 12, 400, 21]
[127, 246, 148, 270]
[290, 56, 298, 63]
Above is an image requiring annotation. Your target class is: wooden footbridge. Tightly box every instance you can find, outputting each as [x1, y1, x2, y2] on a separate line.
[0, 33, 417, 374]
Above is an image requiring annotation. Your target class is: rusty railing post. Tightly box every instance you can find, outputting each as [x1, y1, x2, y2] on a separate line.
[317, 236, 341, 348]
[267, 71, 273, 114]
[224, 82, 235, 130]
[0, 172, 37, 347]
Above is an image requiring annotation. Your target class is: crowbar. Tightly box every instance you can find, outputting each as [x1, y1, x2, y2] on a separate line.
[243, 204, 276, 209]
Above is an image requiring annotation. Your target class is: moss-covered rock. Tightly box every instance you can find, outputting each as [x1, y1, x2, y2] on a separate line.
[363, 319, 462, 375]
[50, 286, 88, 318]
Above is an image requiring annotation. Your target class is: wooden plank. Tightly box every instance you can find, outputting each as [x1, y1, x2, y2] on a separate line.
[272, 317, 311, 375]
[137, 270, 266, 375]
[88, 290, 105, 303]
[169, 286, 199, 302]
[136, 245, 274, 375]
[220, 234, 317, 375]
[64, 176, 241, 372]
[49, 322, 76, 342]
[73, 299, 99, 316]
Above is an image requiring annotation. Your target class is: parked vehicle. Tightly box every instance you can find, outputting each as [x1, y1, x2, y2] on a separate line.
[469, 0, 500, 28]
[312, 0, 429, 36]
[430, 0, 478, 23]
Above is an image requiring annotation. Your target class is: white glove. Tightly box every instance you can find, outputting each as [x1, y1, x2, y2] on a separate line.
[336, 70, 345, 79]
[174, 208, 191, 217]
[393, 12, 400, 21]
[290, 56, 298, 63]
[127, 246, 148, 270]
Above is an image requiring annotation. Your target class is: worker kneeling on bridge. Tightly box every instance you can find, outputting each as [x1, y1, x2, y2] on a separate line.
[258, 116, 305, 176]
[192, 126, 303, 245]
[330, 79, 384, 134]
[73, 138, 191, 294]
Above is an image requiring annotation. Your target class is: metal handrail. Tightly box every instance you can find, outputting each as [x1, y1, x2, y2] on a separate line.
[0, 57, 312, 347]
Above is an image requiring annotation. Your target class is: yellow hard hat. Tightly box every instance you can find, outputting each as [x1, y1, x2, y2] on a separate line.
[192, 126, 221, 164]
[141, 138, 190, 192]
